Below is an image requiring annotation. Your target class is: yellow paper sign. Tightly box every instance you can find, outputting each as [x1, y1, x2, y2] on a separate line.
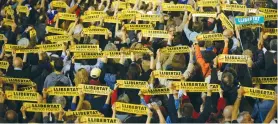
[79, 84, 111, 95]
[153, 70, 182, 79]
[162, 3, 193, 12]
[74, 52, 104, 59]
[118, 13, 136, 20]
[2, 77, 35, 85]
[4, 6, 14, 17]
[129, 48, 151, 53]
[219, 13, 234, 30]
[160, 46, 190, 53]
[197, 33, 224, 41]
[47, 87, 79, 96]
[3, 18, 14, 26]
[17, 6, 29, 16]
[80, 117, 120, 123]
[5, 44, 25, 52]
[192, 12, 217, 18]
[104, 16, 121, 24]
[15, 48, 40, 53]
[264, 14, 277, 21]
[236, 24, 262, 30]
[37, 44, 64, 51]
[117, 80, 149, 89]
[83, 28, 108, 35]
[51, 1, 68, 8]
[252, 77, 278, 84]
[136, 14, 162, 22]
[0, 34, 6, 41]
[124, 24, 153, 31]
[259, 8, 277, 14]
[218, 54, 249, 64]
[46, 35, 72, 42]
[29, 29, 36, 39]
[141, 88, 171, 95]
[221, 4, 246, 12]
[142, 30, 168, 38]
[23, 103, 62, 112]
[243, 87, 275, 100]
[197, 0, 219, 7]
[70, 45, 99, 52]
[112, 1, 130, 9]
[46, 26, 67, 35]
[5, 91, 38, 101]
[58, 13, 76, 21]
[18, 86, 34, 92]
[84, 11, 107, 16]
[115, 102, 147, 115]
[81, 15, 102, 22]
[173, 81, 220, 92]
[102, 51, 131, 58]
[65, 110, 104, 117]
[122, 10, 139, 14]
[263, 28, 278, 36]
[0, 61, 9, 70]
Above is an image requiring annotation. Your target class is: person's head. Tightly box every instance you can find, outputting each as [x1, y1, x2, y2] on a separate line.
[13, 57, 23, 69]
[270, 39, 277, 51]
[202, 51, 216, 63]
[223, 105, 233, 121]
[82, 100, 92, 110]
[54, 58, 64, 72]
[188, 62, 204, 81]
[52, 96, 67, 108]
[167, 24, 176, 36]
[198, 41, 206, 47]
[130, 42, 144, 60]
[127, 63, 142, 80]
[192, 22, 204, 33]
[74, 68, 89, 86]
[171, 54, 186, 71]
[221, 72, 234, 87]
[117, 93, 130, 103]
[90, 68, 101, 80]
[141, 53, 151, 72]
[243, 49, 253, 59]
[223, 29, 234, 38]
[237, 111, 254, 123]
[4, 110, 18, 123]
[179, 103, 194, 117]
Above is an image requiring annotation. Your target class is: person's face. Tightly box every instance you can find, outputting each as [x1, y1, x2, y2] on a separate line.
[242, 113, 254, 123]
[168, 27, 175, 36]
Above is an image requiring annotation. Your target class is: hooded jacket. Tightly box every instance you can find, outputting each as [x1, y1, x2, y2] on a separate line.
[43, 72, 71, 88]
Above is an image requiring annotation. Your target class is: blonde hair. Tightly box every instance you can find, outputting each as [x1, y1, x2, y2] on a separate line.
[74, 68, 89, 86]
[117, 94, 130, 103]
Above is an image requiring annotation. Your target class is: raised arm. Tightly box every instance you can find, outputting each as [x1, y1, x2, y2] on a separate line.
[263, 95, 277, 123]
[232, 87, 244, 121]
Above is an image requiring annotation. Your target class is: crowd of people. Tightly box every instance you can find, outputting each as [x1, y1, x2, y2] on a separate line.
[0, 0, 277, 123]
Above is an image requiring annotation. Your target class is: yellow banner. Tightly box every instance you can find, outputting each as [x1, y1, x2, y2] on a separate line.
[102, 51, 131, 58]
[112, 1, 130, 9]
[15, 48, 40, 53]
[0, 34, 6, 41]
[141, 88, 171, 95]
[2, 77, 35, 85]
[197, 0, 219, 7]
[122, 10, 139, 14]
[81, 15, 102, 22]
[219, 13, 234, 30]
[70, 45, 99, 52]
[104, 16, 121, 24]
[83, 28, 108, 35]
[218, 54, 249, 64]
[84, 11, 107, 16]
[29, 29, 36, 39]
[125, 24, 153, 31]
[0, 61, 9, 70]
[142, 30, 168, 38]
[235, 24, 262, 30]
[160, 46, 190, 53]
[5, 44, 25, 52]
[197, 33, 224, 41]
[221, 4, 246, 12]
[4, 6, 14, 16]
[65, 110, 104, 117]
[252, 77, 278, 84]
[3, 18, 14, 26]
[153, 70, 182, 79]
[115, 102, 147, 115]
[46, 35, 72, 42]
[46, 26, 67, 35]
[162, 3, 193, 12]
[23, 103, 62, 112]
[51, 1, 68, 8]
[263, 28, 278, 36]
[17, 6, 29, 15]
[118, 13, 136, 20]
[264, 14, 277, 21]
[5, 91, 38, 101]
[58, 13, 76, 21]
[18, 86, 34, 92]
[37, 43, 63, 51]
[243, 87, 275, 100]
[173, 81, 220, 92]
[192, 12, 217, 18]
[47, 87, 79, 96]
[80, 117, 120, 123]
[78, 84, 111, 95]
[74, 52, 104, 59]
[136, 14, 162, 22]
[259, 8, 277, 14]
[129, 48, 151, 53]
[117, 80, 149, 89]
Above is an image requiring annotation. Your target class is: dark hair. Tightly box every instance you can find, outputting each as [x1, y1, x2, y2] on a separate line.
[221, 72, 234, 87]
[192, 22, 204, 33]
[198, 41, 205, 47]
[4, 110, 18, 123]
[127, 63, 141, 80]
[179, 103, 194, 117]
[54, 58, 64, 72]
[142, 53, 151, 61]
[228, 38, 234, 50]
[203, 51, 216, 63]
